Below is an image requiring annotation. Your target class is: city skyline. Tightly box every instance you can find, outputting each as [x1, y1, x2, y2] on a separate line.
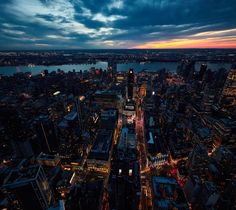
[1, 0, 236, 49]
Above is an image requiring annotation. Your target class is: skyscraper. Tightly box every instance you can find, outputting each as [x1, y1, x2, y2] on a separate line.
[3, 165, 54, 210]
[220, 68, 236, 112]
[108, 59, 117, 78]
[34, 115, 58, 154]
[0, 107, 33, 158]
[198, 64, 207, 81]
[127, 68, 135, 100]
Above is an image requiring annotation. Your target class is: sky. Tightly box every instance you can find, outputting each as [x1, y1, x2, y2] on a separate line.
[0, 0, 236, 49]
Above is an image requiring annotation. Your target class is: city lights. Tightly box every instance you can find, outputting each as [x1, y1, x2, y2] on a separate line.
[0, 0, 235, 208]
[53, 91, 60, 96]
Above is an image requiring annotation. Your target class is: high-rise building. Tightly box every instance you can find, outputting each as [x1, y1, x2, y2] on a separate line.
[65, 180, 104, 210]
[117, 127, 137, 160]
[177, 60, 195, 81]
[3, 165, 54, 210]
[0, 107, 34, 158]
[34, 115, 59, 154]
[220, 68, 236, 112]
[200, 86, 215, 113]
[94, 90, 123, 110]
[108, 161, 141, 210]
[87, 129, 114, 173]
[127, 68, 135, 100]
[198, 64, 207, 81]
[138, 82, 147, 98]
[212, 118, 236, 149]
[108, 59, 117, 78]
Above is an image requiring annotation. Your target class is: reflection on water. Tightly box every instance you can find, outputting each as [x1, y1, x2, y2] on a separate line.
[0, 61, 232, 76]
[118, 62, 232, 72]
[0, 62, 108, 76]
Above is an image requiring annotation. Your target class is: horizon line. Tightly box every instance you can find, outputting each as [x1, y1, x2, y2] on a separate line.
[1, 47, 236, 51]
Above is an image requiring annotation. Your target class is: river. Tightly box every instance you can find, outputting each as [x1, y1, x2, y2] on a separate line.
[0, 61, 232, 76]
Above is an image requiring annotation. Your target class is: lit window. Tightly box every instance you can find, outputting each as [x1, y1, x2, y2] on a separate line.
[129, 169, 132, 176]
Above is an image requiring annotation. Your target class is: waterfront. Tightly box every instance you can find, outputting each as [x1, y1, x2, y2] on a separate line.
[0, 61, 233, 76]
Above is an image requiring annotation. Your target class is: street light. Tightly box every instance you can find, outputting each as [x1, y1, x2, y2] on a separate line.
[53, 91, 60, 96]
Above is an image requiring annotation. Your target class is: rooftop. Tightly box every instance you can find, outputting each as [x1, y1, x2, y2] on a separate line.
[37, 152, 60, 161]
[152, 176, 188, 210]
[3, 165, 42, 186]
[88, 129, 113, 161]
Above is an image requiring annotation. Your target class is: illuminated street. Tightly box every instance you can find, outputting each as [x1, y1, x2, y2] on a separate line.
[0, 47, 235, 210]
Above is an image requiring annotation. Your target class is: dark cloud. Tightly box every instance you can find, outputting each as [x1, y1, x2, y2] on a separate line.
[0, 0, 235, 49]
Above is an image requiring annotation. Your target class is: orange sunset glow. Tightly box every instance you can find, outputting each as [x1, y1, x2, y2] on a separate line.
[134, 37, 236, 49]
[1, 0, 236, 49]
[134, 28, 236, 49]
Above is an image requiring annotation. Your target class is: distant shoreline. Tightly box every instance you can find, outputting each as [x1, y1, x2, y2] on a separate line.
[0, 61, 232, 76]
[0, 59, 234, 68]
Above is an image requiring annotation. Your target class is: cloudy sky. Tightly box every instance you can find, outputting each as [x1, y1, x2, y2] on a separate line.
[0, 0, 236, 49]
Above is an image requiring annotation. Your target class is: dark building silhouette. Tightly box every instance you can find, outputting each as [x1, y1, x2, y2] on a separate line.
[0, 107, 33, 158]
[65, 180, 104, 210]
[108, 59, 117, 78]
[199, 64, 207, 81]
[203, 69, 214, 84]
[127, 68, 135, 100]
[3, 165, 54, 210]
[220, 68, 236, 112]
[177, 60, 195, 81]
[108, 161, 141, 210]
[34, 115, 58, 154]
